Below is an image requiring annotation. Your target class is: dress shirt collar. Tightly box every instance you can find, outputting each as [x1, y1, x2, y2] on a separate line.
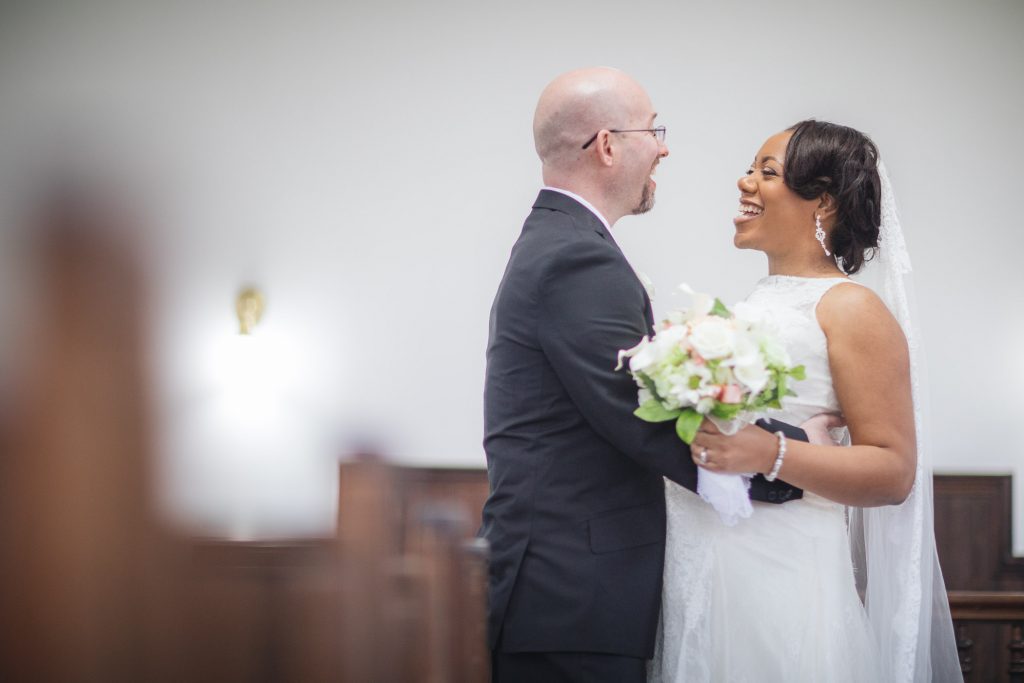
[542, 186, 611, 233]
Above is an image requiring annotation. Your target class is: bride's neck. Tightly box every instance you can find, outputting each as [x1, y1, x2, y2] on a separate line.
[767, 251, 845, 278]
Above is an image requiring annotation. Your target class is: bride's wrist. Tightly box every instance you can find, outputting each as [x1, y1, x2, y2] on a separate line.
[763, 432, 787, 480]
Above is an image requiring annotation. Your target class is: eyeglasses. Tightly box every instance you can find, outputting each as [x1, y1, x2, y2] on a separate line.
[581, 126, 667, 150]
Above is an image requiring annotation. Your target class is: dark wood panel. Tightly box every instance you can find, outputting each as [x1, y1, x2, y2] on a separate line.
[173, 461, 491, 682]
[393, 466, 490, 544]
[934, 475, 1023, 681]
[934, 475, 1024, 591]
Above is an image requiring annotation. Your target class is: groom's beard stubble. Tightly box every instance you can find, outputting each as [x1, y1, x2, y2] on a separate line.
[632, 181, 655, 215]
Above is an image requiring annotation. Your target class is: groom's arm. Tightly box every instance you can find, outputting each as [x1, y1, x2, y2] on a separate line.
[536, 236, 802, 502]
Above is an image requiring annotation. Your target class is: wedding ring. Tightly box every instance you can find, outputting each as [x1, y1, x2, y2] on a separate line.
[699, 448, 708, 465]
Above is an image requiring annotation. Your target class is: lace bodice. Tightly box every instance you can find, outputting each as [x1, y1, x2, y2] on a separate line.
[745, 275, 857, 426]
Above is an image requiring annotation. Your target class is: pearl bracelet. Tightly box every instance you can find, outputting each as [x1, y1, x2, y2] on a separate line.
[764, 431, 787, 482]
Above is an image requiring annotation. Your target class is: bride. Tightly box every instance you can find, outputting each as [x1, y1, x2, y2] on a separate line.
[649, 121, 961, 682]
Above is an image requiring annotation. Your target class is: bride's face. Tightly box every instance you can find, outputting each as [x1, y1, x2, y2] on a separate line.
[733, 130, 818, 253]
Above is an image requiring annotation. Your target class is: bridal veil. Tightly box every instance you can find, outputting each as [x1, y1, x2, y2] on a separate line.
[849, 161, 962, 682]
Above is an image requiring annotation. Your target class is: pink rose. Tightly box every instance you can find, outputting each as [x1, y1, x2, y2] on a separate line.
[719, 384, 743, 404]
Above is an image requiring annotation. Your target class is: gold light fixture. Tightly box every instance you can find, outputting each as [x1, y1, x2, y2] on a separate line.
[235, 287, 265, 335]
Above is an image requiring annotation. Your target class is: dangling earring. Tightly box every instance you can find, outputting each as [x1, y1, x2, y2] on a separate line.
[814, 215, 831, 256]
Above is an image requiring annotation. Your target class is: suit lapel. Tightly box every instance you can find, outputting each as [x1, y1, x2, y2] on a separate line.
[641, 287, 655, 332]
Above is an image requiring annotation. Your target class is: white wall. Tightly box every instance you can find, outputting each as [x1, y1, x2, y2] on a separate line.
[0, 0, 1021, 546]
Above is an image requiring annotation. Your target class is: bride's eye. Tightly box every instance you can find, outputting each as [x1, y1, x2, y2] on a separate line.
[762, 167, 778, 177]
[745, 168, 754, 175]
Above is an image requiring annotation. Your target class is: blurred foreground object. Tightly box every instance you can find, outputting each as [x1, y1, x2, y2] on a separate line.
[0, 189, 186, 681]
[0, 188, 489, 681]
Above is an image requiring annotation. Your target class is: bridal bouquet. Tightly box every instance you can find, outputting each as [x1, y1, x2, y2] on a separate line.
[616, 285, 805, 524]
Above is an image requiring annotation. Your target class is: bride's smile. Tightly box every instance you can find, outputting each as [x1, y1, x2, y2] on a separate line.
[734, 200, 763, 223]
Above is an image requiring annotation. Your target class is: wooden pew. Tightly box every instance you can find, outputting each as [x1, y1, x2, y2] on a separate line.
[175, 459, 489, 682]
[936, 475, 1024, 681]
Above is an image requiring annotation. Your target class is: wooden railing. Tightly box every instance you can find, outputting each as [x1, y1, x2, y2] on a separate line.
[949, 591, 1024, 682]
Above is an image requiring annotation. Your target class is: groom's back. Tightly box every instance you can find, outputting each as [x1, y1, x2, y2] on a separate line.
[481, 194, 667, 658]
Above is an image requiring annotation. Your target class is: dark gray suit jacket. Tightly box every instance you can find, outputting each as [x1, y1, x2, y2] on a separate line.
[481, 190, 802, 658]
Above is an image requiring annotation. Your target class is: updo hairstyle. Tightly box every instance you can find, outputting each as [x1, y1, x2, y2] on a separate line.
[783, 120, 882, 274]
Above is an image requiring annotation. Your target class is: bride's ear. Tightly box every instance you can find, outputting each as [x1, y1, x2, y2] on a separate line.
[817, 194, 838, 224]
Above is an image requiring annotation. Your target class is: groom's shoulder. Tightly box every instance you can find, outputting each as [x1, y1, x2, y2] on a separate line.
[519, 205, 616, 258]
[523, 204, 590, 239]
[516, 218, 619, 278]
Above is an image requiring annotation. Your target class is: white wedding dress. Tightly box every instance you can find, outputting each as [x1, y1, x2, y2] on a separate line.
[650, 275, 884, 683]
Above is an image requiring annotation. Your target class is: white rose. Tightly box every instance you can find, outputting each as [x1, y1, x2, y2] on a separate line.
[734, 357, 769, 394]
[689, 317, 735, 359]
[652, 328, 686, 360]
[731, 333, 760, 366]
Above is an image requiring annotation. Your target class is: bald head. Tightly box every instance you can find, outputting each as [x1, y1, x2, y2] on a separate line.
[533, 67, 652, 170]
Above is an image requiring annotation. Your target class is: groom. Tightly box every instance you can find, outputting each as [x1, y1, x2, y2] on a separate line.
[481, 68, 808, 681]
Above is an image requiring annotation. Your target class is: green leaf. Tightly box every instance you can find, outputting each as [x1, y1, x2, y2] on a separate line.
[634, 399, 681, 423]
[675, 409, 704, 444]
[710, 298, 731, 318]
[688, 375, 701, 390]
[711, 402, 743, 420]
[637, 372, 658, 397]
[789, 364, 806, 381]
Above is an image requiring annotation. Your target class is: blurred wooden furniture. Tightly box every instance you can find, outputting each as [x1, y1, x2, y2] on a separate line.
[0, 191, 490, 682]
[936, 474, 1024, 681]
[170, 460, 490, 683]
[0, 194, 187, 682]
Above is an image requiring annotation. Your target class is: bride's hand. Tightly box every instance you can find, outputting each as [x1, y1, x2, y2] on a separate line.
[690, 420, 777, 474]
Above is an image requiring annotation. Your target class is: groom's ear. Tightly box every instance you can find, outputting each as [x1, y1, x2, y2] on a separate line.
[596, 131, 616, 167]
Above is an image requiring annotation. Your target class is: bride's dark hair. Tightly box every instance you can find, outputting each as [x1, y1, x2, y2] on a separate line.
[783, 120, 881, 274]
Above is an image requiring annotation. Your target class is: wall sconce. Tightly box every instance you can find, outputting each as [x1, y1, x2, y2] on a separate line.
[236, 287, 265, 335]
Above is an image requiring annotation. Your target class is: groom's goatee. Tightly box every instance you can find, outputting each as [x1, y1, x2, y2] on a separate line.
[632, 185, 655, 215]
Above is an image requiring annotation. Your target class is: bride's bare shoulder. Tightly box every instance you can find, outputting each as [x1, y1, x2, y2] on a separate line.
[816, 281, 907, 352]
